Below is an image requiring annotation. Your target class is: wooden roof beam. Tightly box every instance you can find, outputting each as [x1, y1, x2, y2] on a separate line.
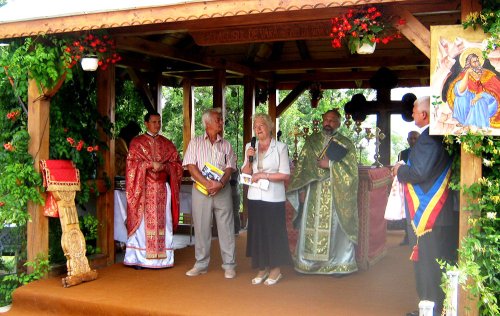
[126, 68, 157, 113]
[175, 76, 428, 89]
[389, 8, 432, 58]
[256, 56, 429, 72]
[115, 36, 268, 80]
[276, 81, 311, 117]
[276, 78, 429, 90]
[296, 40, 311, 60]
[275, 68, 429, 82]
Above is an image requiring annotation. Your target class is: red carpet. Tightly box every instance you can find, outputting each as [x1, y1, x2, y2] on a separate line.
[7, 230, 417, 315]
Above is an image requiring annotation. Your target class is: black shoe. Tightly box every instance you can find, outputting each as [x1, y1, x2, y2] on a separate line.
[406, 310, 418, 316]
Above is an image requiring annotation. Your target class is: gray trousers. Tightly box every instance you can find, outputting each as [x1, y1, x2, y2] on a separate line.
[191, 185, 236, 270]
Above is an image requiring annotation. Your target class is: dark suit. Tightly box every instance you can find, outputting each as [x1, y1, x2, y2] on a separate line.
[396, 127, 458, 315]
[398, 148, 410, 163]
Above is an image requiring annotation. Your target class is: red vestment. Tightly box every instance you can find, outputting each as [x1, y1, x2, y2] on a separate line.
[126, 134, 182, 259]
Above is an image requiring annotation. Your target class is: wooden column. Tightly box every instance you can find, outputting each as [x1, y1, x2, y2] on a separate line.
[458, 148, 481, 315]
[213, 69, 226, 115]
[268, 82, 277, 136]
[376, 88, 391, 166]
[458, 2, 481, 315]
[461, 0, 482, 20]
[182, 78, 194, 153]
[27, 79, 50, 268]
[243, 76, 255, 149]
[241, 76, 255, 227]
[155, 74, 163, 113]
[96, 65, 116, 266]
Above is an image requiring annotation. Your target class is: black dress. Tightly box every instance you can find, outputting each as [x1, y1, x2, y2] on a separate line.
[246, 199, 292, 269]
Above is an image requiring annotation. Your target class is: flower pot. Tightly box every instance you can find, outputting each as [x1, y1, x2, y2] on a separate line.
[0, 304, 12, 313]
[81, 56, 99, 71]
[356, 42, 376, 54]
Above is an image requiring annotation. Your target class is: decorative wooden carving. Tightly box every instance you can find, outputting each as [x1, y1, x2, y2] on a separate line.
[191, 21, 330, 46]
[53, 190, 98, 288]
[40, 160, 98, 287]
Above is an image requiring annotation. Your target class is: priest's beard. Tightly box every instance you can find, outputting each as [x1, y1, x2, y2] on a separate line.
[322, 126, 336, 136]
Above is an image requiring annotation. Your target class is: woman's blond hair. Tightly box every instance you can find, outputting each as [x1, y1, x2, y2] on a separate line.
[252, 113, 275, 137]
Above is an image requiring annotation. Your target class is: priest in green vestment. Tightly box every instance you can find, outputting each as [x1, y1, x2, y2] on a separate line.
[287, 109, 359, 275]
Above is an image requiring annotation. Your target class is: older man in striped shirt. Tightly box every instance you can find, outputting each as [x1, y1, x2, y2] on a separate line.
[182, 107, 237, 279]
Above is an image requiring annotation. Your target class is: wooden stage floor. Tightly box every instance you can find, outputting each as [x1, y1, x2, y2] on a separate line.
[7, 230, 417, 316]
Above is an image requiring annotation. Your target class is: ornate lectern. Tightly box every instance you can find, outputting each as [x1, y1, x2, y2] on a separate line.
[40, 160, 98, 287]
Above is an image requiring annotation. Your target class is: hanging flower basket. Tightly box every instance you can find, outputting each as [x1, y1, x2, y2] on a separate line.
[330, 6, 406, 54]
[64, 33, 121, 71]
[80, 56, 99, 72]
[356, 42, 377, 54]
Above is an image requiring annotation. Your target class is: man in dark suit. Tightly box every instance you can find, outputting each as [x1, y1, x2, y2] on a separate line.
[397, 130, 420, 246]
[398, 131, 420, 163]
[392, 96, 458, 316]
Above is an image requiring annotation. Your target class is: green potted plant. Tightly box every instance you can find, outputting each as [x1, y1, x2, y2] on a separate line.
[329, 6, 406, 54]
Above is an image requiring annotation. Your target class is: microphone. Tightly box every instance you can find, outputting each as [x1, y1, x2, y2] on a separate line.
[249, 136, 256, 163]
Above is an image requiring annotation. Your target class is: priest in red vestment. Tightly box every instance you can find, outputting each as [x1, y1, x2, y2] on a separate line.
[124, 112, 183, 269]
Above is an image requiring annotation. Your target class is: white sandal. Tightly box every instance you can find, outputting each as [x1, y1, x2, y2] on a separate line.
[264, 273, 282, 286]
[251, 271, 269, 285]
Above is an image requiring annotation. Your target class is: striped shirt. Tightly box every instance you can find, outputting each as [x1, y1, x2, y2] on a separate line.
[182, 132, 236, 173]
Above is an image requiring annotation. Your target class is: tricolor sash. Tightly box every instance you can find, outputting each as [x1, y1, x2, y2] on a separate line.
[403, 161, 452, 261]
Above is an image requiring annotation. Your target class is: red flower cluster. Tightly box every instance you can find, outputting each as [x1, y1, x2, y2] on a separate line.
[0, 201, 4, 207]
[67, 137, 99, 152]
[6, 110, 20, 120]
[330, 6, 406, 53]
[65, 34, 122, 70]
[3, 142, 15, 152]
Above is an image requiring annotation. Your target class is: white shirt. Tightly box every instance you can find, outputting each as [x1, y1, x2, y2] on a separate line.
[419, 124, 429, 134]
[182, 132, 236, 172]
[242, 138, 290, 202]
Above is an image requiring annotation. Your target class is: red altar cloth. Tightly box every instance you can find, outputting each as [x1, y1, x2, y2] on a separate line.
[355, 166, 392, 270]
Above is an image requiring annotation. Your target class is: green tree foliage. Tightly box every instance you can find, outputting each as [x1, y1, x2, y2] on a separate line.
[161, 86, 244, 161]
[224, 86, 244, 163]
[162, 87, 184, 154]
[277, 89, 375, 165]
[115, 81, 147, 136]
[49, 71, 113, 205]
[0, 254, 49, 306]
[391, 133, 406, 164]
[0, 65, 43, 227]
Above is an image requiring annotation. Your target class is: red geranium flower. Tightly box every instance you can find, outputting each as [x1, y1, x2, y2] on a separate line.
[330, 5, 405, 54]
[64, 32, 121, 71]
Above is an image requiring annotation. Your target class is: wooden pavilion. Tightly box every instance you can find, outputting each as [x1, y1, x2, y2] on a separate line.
[0, 0, 482, 314]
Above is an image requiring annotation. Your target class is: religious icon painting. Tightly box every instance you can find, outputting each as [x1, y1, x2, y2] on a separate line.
[430, 25, 500, 136]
